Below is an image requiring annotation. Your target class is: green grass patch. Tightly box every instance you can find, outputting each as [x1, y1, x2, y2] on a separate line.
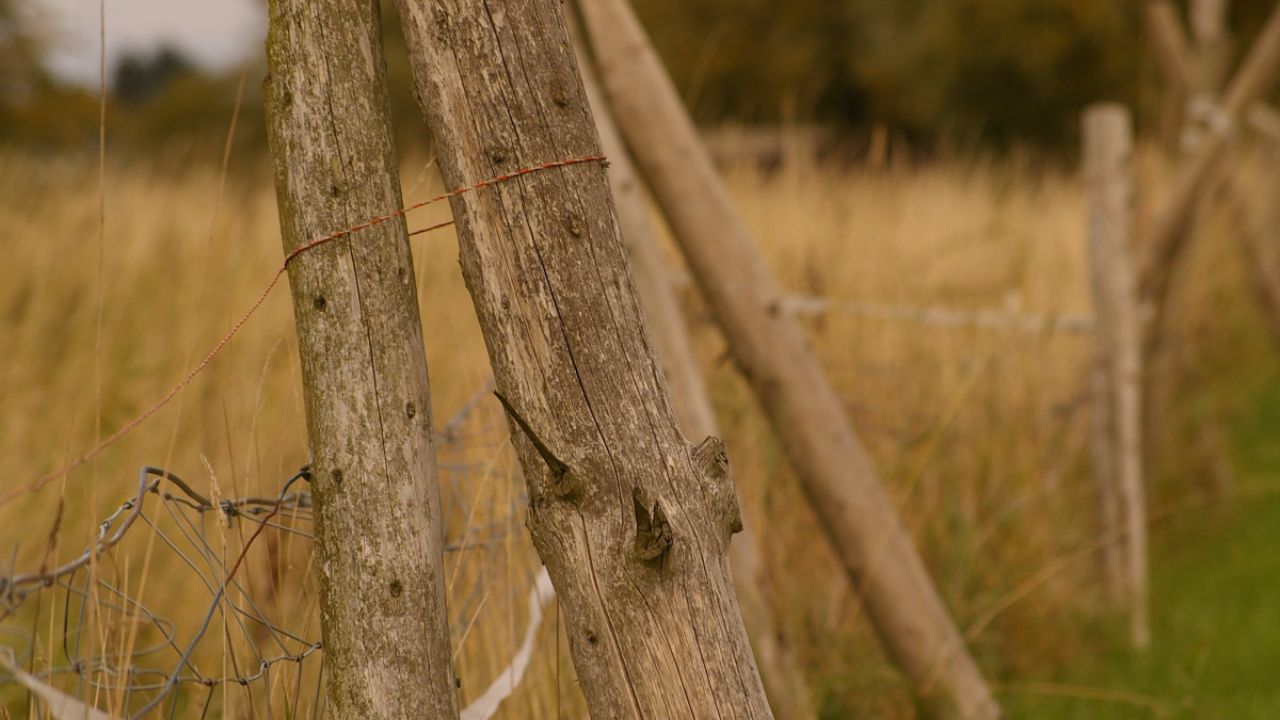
[1003, 372, 1280, 719]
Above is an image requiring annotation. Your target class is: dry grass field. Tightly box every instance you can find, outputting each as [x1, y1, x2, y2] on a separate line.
[1, 133, 1277, 718]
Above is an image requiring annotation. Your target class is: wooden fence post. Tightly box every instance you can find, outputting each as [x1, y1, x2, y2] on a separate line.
[575, 0, 1000, 716]
[1083, 104, 1149, 650]
[575, 33, 816, 719]
[261, 2, 459, 718]
[389, 0, 774, 716]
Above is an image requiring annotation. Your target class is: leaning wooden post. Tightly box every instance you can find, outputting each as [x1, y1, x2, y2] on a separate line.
[1146, 0, 1196, 146]
[1191, 0, 1232, 94]
[1083, 105, 1149, 650]
[576, 0, 1000, 717]
[390, 0, 773, 716]
[262, 3, 459, 718]
[576, 35, 816, 719]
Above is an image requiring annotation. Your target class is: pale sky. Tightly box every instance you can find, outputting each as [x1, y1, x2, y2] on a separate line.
[32, 0, 265, 84]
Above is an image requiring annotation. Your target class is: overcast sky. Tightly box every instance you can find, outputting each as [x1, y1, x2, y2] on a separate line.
[33, 0, 265, 84]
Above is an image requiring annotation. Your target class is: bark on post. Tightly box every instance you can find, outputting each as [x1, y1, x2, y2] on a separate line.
[575, 0, 1000, 717]
[1083, 105, 1149, 650]
[576, 37, 816, 720]
[262, 2, 460, 719]
[389, 0, 773, 716]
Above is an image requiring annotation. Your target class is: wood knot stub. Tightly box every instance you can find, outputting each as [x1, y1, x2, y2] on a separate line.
[564, 212, 584, 238]
[692, 436, 729, 481]
[632, 487, 673, 563]
[692, 436, 743, 539]
[487, 145, 510, 166]
[432, 7, 452, 43]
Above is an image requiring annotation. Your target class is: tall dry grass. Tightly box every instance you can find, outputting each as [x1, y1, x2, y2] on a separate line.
[0, 132, 1267, 717]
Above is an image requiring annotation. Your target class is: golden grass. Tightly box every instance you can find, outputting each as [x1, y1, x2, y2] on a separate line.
[0, 134, 1263, 717]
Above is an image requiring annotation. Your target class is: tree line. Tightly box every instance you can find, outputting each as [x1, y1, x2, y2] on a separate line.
[4, 0, 1279, 155]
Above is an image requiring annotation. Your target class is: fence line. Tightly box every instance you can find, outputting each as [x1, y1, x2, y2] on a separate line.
[778, 295, 1096, 335]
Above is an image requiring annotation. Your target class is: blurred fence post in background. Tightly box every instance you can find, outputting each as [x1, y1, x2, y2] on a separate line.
[574, 30, 817, 720]
[1138, 1, 1280, 351]
[261, 1, 460, 717]
[1083, 104, 1149, 651]
[390, 0, 775, 716]
[1147, 0, 1280, 353]
[575, 0, 1001, 717]
[1146, 1, 1196, 147]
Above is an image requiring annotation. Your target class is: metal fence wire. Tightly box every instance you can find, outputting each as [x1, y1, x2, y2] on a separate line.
[0, 378, 558, 719]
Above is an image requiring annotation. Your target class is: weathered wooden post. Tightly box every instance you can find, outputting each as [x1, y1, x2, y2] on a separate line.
[576, 34, 816, 719]
[262, 2, 459, 717]
[1083, 104, 1149, 650]
[575, 0, 1000, 716]
[390, 0, 774, 716]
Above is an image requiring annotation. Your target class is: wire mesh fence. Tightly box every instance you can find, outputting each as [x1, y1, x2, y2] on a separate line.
[0, 378, 574, 719]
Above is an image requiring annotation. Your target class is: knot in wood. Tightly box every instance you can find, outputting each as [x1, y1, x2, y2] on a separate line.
[564, 212, 584, 238]
[487, 145, 510, 166]
[632, 487, 673, 562]
[692, 436, 728, 481]
[692, 436, 743, 537]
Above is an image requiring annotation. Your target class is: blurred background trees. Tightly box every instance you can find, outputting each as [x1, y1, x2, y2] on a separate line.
[2, 0, 1279, 156]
